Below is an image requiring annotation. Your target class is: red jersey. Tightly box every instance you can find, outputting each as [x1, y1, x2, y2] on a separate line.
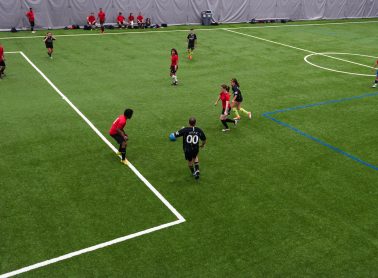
[128, 15, 134, 22]
[26, 11, 35, 22]
[109, 115, 127, 135]
[98, 11, 106, 22]
[117, 15, 125, 23]
[171, 54, 178, 66]
[87, 15, 96, 23]
[137, 15, 143, 22]
[220, 91, 231, 109]
[0, 46, 4, 62]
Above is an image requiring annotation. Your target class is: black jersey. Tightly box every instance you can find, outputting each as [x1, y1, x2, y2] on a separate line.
[187, 33, 197, 45]
[175, 126, 206, 151]
[232, 85, 243, 102]
[44, 36, 55, 47]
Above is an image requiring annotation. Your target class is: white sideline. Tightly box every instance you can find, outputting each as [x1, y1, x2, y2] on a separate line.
[0, 52, 185, 278]
[0, 20, 377, 40]
[223, 29, 374, 73]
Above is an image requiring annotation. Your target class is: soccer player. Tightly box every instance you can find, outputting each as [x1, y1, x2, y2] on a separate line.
[372, 60, 378, 88]
[215, 84, 238, 131]
[109, 109, 133, 164]
[230, 78, 252, 120]
[0, 43, 5, 79]
[26, 8, 36, 33]
[187, 29, 197, 60]
[172, 117, 206, 180]
[87, 12, 96, 30]
[98, 8, 106, 33]
[128, 13, 135, 28]
[44, 32, 56, 59]
[117, 12, 126, 28]
[170, 48, 179, 85]
[137, 12, 144, 29]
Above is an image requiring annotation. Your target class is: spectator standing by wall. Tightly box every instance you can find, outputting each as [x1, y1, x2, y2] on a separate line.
[26, 8, 36, 33]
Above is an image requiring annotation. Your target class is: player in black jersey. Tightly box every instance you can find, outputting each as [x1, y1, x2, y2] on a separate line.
[173, 117, 206, 180]
[231, 78, 252, 120]
[44, 32, 56, 59]
[187, 29, 197, 60]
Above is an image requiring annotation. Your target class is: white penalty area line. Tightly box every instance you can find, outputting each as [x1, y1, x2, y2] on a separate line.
[0, 52, 185, 278]
[0, 219, 185, 278]
[223, 28, 375, 74]
[0, 19, 377, 40]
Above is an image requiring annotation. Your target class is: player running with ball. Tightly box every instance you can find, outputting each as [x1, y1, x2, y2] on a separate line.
[171, 117, 206, 180]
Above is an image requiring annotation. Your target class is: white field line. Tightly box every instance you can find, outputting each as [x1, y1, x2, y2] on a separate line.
[19, 51, 184, 222]
[0, 20, 377, 40]
[223, 29, 374, 72]
[0, 52, 185, 278]
[0, 219, 185, 278]
[4, 51, 20, 54]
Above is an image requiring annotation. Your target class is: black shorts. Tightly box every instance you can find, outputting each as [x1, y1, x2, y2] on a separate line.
[0, 60, 5, 67]
[170, 65, 178, 75]
[221, 108, 230, 115]
[30, 21, 35, 27]
[111, 133, 127, 145]
[188, 43, 195, 50]
[184, 148, 199, 161]
[45, 43, 53, 49]
[235, 96, 243, 102]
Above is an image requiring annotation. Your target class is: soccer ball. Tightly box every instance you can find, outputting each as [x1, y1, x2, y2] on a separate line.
[169, 133, 176, 141]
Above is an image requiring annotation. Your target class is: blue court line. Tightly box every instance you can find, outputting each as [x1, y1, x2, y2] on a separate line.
[262, 92, 378, 171]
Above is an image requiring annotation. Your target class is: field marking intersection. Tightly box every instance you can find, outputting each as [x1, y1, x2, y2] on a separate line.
[262, 92, 378, 171]
[0, 51, 185, 278]
[222, 28, 375, 77]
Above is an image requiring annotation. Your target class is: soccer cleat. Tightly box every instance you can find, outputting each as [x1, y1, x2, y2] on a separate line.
[234, 119, 238, 127]
[372, 84, 377, 88]
[248, 112, 252, 119]
[120, 159, 128, 165]
[193, 170, 200, 180]
[222, 128, 230, 132]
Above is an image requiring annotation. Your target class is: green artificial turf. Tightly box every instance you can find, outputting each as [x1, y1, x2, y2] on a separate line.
[1, 19, 378, 277]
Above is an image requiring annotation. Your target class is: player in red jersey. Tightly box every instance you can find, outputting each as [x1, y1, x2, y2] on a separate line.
[117, 12, 126, 28]
[128, 13, 135, 29]
[87, 12, 96, 30]
[98, 8, 106, 33]
[137, 12, 144, 29]
[26, 8, 35, 33]
[109, 109, 133, 164]
[170, 48, 179, 85]
[0, 44, 6, 79]
[214, 84, 238, 131]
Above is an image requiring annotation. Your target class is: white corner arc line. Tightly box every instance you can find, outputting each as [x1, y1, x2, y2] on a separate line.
[0, 52, 185, 278]
[0, 20, 377, 40]
[4, 51, 21, 54]
[304, 52, 376, 77]
[223, 29, 376, 75]
[0, 219, 185, 278]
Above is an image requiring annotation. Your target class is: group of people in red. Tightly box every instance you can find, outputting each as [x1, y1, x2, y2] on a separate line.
[87, 9, 147, 32]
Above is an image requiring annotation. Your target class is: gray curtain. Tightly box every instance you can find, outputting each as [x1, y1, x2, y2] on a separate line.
[0, 0, 377, 30]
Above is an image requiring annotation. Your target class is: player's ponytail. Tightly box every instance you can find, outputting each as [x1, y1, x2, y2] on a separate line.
[231, 78, 240, 87]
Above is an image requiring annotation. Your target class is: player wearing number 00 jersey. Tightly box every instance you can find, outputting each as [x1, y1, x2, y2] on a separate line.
[173, 117, 206, 180]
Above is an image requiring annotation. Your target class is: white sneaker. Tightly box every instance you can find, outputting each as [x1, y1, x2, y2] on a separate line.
[32, 31, 36, 33]
[222, 128, 230, 132]
[372, 84, 377, 88]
